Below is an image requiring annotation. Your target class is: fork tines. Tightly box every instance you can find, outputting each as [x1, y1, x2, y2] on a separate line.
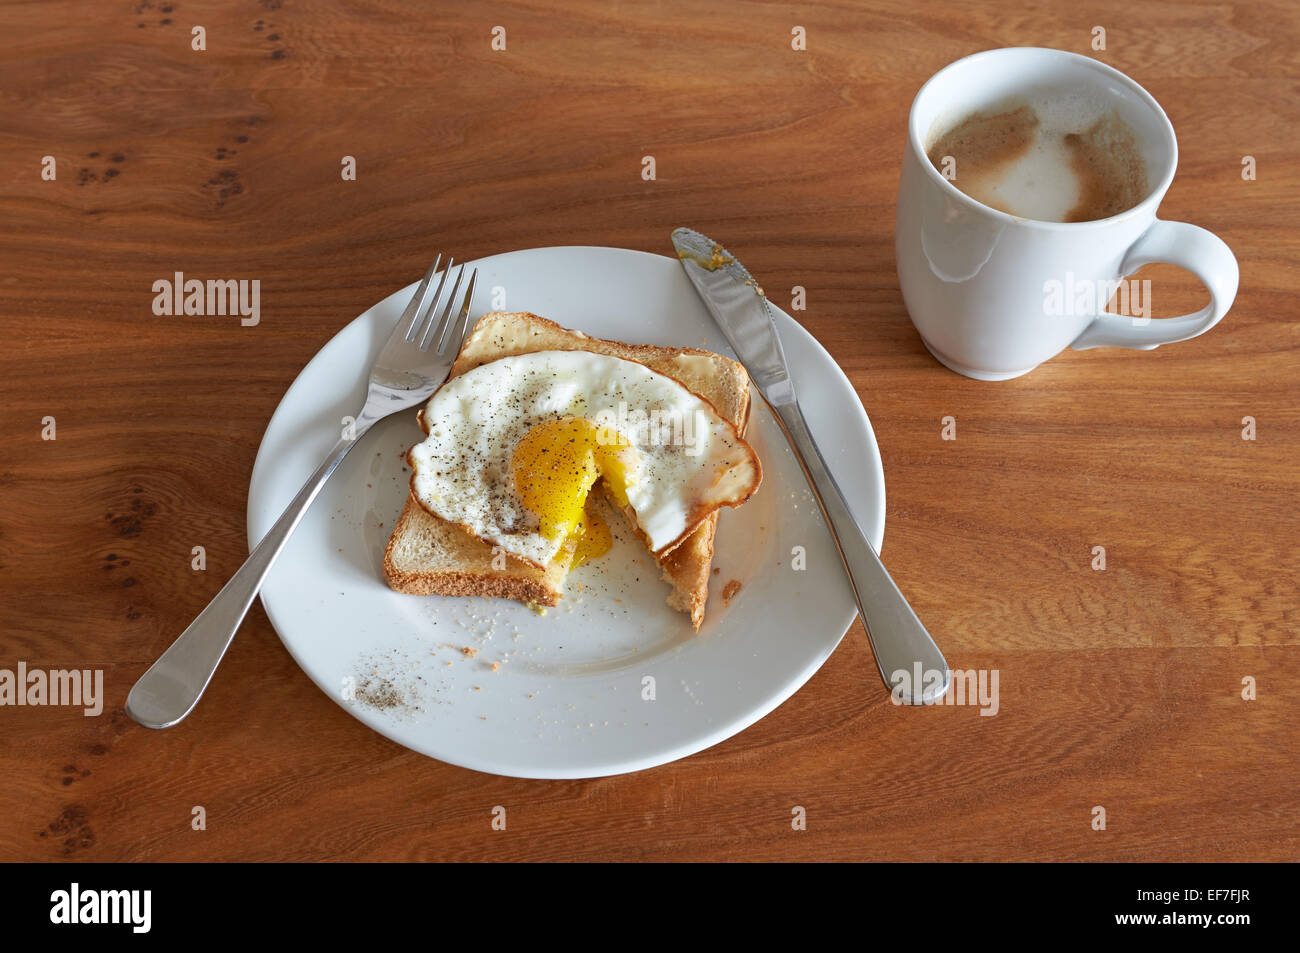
[401, 255, 478, 355]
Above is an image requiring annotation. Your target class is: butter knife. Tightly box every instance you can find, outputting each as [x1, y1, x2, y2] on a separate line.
[672, 227, 949, 704]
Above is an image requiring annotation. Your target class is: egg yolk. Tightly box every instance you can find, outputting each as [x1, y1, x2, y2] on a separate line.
[511, 417, 637, 565]
[566, 505, 613, 569]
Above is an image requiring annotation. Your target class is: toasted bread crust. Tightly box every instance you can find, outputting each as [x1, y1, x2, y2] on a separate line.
[384, 564, 561, 606]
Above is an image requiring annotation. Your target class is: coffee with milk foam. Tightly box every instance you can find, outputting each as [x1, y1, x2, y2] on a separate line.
[926, 92, 1149, 223]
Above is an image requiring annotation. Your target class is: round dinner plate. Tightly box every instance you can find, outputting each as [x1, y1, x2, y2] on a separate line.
[247, 246, 884, 778]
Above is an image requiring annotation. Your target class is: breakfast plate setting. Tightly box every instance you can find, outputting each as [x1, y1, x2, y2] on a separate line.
[241, 245, 886, 779]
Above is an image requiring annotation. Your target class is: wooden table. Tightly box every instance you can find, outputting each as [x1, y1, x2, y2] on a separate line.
[1, 0, 1295, 862]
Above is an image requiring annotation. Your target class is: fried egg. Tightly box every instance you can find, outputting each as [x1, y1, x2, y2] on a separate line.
[408, 350, 761, 568]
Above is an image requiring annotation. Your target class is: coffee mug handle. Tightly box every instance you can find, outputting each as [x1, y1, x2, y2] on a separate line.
[1070, 219, 1239, 351]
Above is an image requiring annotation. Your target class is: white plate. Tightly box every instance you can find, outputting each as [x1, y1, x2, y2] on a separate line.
[247, 246, 884, 779]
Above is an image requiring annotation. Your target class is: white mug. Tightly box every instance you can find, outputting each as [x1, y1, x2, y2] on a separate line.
[894, 47, 1239, 380]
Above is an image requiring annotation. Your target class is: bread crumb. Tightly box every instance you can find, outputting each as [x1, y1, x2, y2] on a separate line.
[722, 579, 742, 607]
[490, 661, 500, 672]
[460, 646, 478, 657]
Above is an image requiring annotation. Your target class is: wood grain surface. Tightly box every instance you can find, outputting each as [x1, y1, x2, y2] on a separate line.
[1, 0, 1296, 862]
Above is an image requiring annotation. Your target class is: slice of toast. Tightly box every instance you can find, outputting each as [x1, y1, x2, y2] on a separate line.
[382, 311, 753, 628]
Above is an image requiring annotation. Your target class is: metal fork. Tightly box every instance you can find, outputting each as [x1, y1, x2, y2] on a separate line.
[126, 257, 478, 729]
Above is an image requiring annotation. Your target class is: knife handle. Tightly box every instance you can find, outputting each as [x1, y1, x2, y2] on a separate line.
[768, 397, 950, 704]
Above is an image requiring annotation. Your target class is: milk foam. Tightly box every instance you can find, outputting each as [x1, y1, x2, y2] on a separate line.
[927, 91, 1148, 222]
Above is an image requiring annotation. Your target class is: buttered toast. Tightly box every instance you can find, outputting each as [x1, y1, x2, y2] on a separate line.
[382, 311, 754, 629]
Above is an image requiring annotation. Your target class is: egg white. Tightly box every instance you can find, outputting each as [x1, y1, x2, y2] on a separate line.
[408, 350, 760, 567]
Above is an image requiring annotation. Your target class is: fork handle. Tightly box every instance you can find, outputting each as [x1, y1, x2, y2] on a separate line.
[126, 429, 367, 729]
[767, 396, 950, 704]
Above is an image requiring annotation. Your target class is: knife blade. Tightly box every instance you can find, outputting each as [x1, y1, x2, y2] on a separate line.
[670, 229, 795, 406]
[671, 227, 950, 704]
